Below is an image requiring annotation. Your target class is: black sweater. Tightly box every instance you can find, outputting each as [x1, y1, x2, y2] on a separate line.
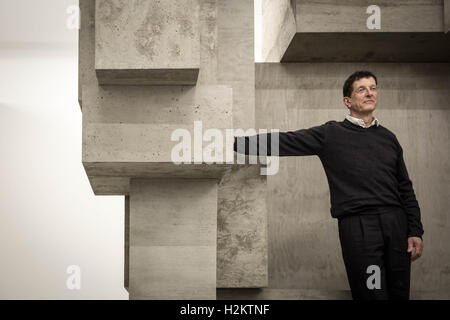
[233, 118, 424, 238]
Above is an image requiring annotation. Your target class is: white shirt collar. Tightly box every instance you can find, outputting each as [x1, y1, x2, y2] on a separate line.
[345, 114, 380, 128]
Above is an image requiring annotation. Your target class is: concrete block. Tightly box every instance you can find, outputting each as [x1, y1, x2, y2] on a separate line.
[124, 195, 129, 291]
[95, 0, 200, 85]
[87, 176, 130, 195]
[81, 85, 232, 161]
[128, 178, 217, 299]
[82, 84, 233, 178]
[78, 0, 97, 107]
[130, 179, 217, 247]
[217, 165, 268, 288]
[295, 0, 443, 32]
[130, 246, 216, 299]
[262, 0, 450, 62]
[445, 0, 450, 33]
[261, 0, 296, 62]
[81, 85, 232, 128]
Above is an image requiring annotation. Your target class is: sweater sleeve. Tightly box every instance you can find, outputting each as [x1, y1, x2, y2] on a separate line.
[396, 144, 424, 239]
[233, 123, 327, 157]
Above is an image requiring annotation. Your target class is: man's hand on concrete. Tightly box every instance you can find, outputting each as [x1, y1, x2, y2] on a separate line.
[407, 236, 423, 262]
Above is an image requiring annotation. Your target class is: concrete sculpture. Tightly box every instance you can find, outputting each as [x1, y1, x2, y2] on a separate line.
[79, 0, 450, 299]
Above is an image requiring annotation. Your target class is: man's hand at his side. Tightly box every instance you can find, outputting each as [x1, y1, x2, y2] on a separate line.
[407, 237, 423, 262]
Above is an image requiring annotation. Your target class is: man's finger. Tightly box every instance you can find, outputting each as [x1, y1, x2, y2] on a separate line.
[415, 244, 422, 256]
[411, 239, 423, 262]
[407, 238, 414, 253]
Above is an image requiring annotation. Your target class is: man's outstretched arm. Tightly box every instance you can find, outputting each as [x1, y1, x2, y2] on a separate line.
[233, 123, 328, 157]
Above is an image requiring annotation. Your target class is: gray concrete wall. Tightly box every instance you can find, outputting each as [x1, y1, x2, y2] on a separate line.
[230, 62, 449, 299]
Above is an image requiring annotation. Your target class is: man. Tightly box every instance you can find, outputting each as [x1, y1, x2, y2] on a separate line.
[233, 71, 424, 300]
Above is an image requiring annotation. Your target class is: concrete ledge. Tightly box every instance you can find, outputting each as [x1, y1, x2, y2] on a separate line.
[84, 161, 270, 195]
[282, 32, 450, 62]
[217, 289, 450, 300]
[87, 176, 130, 195]
[217, 288, 352, 300]
[96, 68, 199, 85]
[84, 162, 231, 180]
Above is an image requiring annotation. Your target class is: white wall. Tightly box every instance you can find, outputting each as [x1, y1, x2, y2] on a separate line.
[0, 0, 127, 299]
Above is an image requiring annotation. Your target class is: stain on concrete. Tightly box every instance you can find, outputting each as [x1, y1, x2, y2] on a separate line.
[171, 43, 181, 58]
[134, 3, 166, 60]
[218, 246, 239, 267]
[236, 232, 256, 251]
[179, 17, 195, 38]
[176, 5, 195, 38]
[97, 0, 124, 24]
[201, 0, 217, 54]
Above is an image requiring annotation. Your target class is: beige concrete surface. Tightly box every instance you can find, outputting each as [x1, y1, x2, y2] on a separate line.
[95, 0, 200, 85]
[128, 178, 217, 299]
[217, 165, 268, 288]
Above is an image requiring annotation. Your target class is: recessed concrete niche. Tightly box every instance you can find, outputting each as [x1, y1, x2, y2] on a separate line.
[95, 0, 200, 85]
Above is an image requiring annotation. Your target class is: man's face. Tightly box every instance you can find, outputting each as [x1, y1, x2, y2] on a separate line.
[343, 77, 377, 115]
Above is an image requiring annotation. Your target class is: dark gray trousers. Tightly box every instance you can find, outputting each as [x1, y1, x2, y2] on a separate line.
[338, 209, 412, 300]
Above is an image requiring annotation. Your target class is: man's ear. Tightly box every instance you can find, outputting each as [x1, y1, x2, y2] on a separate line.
[343, 97, 351, 108]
